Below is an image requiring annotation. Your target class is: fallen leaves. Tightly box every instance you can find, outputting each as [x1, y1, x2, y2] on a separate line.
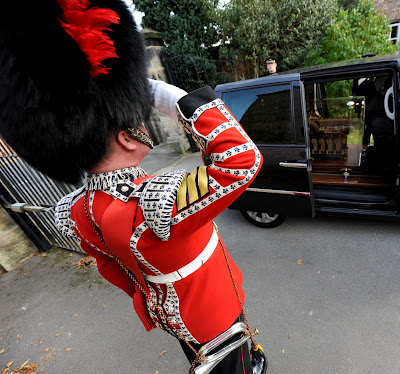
[2, 363, 39, 374]
[281, 349, 285, 354]
[1, 340, 57, 373]
[160, 350, 167, 356]
[1, 360, 39, 374]
[42, 348, 55, 365]
[19, 361, 30, 369]
[75, 256, 96, 269]
[297, 259, 303, 266]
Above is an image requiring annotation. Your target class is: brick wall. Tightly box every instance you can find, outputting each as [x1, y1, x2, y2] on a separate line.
[373, 0, 400, 21]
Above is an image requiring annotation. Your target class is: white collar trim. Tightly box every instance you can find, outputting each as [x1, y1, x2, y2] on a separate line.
[84, 166, 147, 191]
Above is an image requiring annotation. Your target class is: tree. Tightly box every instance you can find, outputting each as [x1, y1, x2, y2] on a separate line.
[305, 0, 397, 67]
[338, 0, 360, 10]
[217, 0, 275, 79]
[218, 0, 338, 78]
[274, 0, 338, 71]
[133, 0, 224, 91]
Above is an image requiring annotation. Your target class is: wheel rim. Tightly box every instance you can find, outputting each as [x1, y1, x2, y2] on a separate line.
[246, 211, 278, 224]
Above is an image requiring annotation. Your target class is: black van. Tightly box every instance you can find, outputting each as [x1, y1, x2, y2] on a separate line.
[214, 55, 398, 227]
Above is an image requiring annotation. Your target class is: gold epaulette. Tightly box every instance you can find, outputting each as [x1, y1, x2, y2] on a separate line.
[177, 166, 210, 212]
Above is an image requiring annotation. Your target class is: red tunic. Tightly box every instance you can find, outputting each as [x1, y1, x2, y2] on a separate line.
[55, 89, 262, 344]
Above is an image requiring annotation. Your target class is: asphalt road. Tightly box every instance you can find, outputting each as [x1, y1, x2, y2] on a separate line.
[1, 152, 400, 374]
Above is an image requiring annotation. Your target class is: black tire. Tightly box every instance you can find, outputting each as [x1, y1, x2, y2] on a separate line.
[240, 210, 286, 228]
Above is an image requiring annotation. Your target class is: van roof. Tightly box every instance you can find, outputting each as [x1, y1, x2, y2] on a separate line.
[215, 54, 400, 93]
[298, 54, 400, 80]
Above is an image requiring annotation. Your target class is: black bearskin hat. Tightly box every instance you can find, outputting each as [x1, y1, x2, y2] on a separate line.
[0, 0, 152, 184]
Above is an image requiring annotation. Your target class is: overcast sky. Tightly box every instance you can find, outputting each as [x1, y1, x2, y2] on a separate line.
[122, 0, 144, 27]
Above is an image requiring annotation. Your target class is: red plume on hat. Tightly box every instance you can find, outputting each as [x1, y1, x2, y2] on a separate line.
[0, 0, 152, 184]
[56, 0, 120, 77]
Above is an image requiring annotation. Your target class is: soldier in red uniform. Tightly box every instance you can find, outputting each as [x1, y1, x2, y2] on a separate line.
[0, 0, 265, 373]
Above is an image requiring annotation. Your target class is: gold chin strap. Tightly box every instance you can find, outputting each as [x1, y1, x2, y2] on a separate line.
[127, 127, 154, 149]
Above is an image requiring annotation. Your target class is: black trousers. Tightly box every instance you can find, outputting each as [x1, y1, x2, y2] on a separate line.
[179, 313, 252, 374]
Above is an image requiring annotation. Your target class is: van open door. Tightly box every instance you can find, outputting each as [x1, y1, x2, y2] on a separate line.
[303, 68, 400, 219]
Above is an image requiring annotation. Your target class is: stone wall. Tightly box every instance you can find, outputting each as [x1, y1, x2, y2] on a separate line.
[0, 207, 36, 272]
[141, 28, 191, 154]
[373, 0, 400, 21]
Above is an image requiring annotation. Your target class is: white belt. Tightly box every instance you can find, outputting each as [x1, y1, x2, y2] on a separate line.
[144, 227, 218, 284]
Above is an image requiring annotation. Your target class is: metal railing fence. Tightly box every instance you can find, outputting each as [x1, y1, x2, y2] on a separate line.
[0, 138, 82, 252]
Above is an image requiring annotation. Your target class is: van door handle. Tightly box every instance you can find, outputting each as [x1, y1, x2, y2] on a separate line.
[279, 162, 307, 169]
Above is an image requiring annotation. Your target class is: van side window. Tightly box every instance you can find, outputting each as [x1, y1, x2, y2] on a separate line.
[222, 85, 294, 144]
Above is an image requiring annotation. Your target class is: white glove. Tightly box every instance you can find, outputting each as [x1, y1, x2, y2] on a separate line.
[148, 79, 187, 120]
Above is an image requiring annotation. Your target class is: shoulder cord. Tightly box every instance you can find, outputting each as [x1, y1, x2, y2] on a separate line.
[83, 192, 258, 368]
[212, 221, 258, 349]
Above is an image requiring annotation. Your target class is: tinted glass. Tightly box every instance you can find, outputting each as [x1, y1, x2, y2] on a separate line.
[390, 25, 398, 39]
[223, 85, 294, 144]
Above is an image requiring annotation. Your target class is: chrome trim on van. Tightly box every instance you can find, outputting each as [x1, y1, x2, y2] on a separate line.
[247, 188, 310, 196]
[279, 162, 307, 168]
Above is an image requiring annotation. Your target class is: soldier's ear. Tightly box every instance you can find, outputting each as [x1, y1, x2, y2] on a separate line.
[117, 130, 137, 151]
